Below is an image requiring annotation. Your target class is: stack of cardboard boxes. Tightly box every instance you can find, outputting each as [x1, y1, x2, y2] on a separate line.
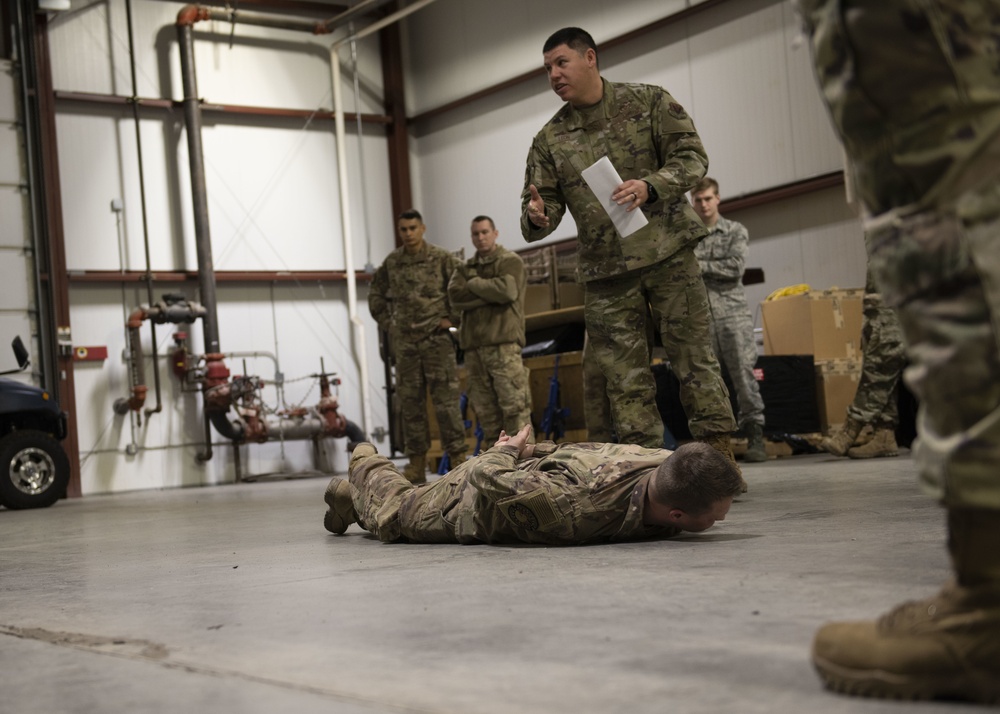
[761, 288, 864, 434]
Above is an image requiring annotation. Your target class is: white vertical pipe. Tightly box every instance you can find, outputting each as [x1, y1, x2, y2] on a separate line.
[329, 0, 440, 447]
[331, 50, 373, 443]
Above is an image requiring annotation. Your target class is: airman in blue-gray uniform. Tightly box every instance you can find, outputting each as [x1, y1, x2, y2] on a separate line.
[800, 0, 1000, 703]
[369, 210, 468, 484]
[691, 178, 767, 463]
[520, 27, 738, 478]
[323, 424, 741, 546]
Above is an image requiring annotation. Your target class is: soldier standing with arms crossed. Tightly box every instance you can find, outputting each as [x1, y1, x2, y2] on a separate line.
[521, 27, 739, 484]
[369, 210, 468, 484]
[449, 216, 533, 445]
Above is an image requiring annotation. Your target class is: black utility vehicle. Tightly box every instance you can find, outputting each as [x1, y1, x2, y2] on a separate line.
[0, 337, 70, 509]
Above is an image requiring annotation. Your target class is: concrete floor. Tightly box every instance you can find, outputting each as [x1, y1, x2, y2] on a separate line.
[0, 449, 977, 714]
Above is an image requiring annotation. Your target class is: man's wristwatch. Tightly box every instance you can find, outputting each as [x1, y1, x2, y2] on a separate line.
[644, 181, 658, 205]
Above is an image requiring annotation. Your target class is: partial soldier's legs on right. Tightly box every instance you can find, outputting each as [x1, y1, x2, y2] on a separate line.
[845, 266, 906, 429]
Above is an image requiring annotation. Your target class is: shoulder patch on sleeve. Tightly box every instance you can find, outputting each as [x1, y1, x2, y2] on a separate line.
[495, 488, 560, 531]
[668, 102, 688, 120]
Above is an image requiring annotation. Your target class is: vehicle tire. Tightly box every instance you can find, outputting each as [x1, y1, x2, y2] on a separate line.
[0, 430, 71, 510]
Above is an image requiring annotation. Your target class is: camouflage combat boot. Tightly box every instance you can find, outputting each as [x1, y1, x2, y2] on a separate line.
[701, 432, 747, 493]
[324, 443, 378, 534]
[812, 508, 1000, 704]
[323, 477, 356, 535]
[402, 454, 427, 484]
[744, 423, 768, 463]
[847, 427, 898, 459]
[819, 417, 863, 457]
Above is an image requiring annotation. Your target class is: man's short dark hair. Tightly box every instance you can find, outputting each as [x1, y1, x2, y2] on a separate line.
[693, 177, 720, 196]
[471, 215, 495, 229]
[543, 27, 599, 67]
[398, 209, 423, 223]
[650, 442, 743, 514]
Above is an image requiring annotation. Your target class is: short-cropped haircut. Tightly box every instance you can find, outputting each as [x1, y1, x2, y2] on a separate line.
[650, 442, 742, 514]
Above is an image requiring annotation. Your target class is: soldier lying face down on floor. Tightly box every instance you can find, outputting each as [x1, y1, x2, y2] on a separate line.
[323, 424, 742, 545]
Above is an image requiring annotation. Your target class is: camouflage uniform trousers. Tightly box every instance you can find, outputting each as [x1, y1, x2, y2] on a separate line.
[394, 331, 468, 459]
[708, 312, 764, 430]
[805, 0, 1000, 511]
[845, 265, 906, 430]
[465, 343, 533, 445]
[348, 450, 465, 543]
[585, 247, 735, 448]
[583, 334, 614, 442]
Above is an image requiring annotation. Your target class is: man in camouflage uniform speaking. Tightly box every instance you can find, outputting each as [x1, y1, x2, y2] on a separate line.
[368, 210, 468, 484]
[323, 424, 741, 545]
[800, 0, 1000, 703]
[691, 178, 768, 463]
[448, 215, 533, 445]
[521, 27, 737, 468]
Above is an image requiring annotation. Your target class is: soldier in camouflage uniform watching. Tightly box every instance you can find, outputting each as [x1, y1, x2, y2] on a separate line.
[800, 0, 1000, 703]
[819, 263, 905, 459]
[521, 27, 738, 482]
[368, 210, 468, 484]
[323, 424, 741, 545]
[448, 216, 533, 445]
[691, 178, 768, 463]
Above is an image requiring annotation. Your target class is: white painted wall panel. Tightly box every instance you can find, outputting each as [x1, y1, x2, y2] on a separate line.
[0, 188, 26, 248]
[0, 66, 15, 121]
[56, 105, 393, 272]
[780, 2, 844, 179]
[687, 0, 796, 195]
[403, 0, 691, 115]
[0, 124, 20, 185]
[413, 85, 576, 254]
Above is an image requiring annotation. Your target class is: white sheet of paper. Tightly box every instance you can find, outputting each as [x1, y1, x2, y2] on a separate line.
[580, 155, 649, 239]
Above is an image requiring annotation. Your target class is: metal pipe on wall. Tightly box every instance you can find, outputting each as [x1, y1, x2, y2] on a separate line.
[125, 0, 163, 417]
[176, 22, 222, 357]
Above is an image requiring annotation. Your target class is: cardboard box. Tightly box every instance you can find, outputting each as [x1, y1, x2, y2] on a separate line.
[762, 288, 864, 360]
[815, 358, 862, 433]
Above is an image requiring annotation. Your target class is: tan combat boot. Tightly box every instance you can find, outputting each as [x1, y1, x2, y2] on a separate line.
[402, 454, 427, 484]
[847, 428, 898, 459]
[701, 432, 747, 493]
[323, 478, 356, 534]
[744, 423, 768, 463]
[819, 417, 863, 456]
[811, 508, 1000, 704]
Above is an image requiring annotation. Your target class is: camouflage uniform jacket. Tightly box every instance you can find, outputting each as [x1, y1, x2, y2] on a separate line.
[368, 242, 463, 345]
[448, 245, 527, 350]
[449, 441, 680, 545]
[694, 216, 753, 319]
[520, 79, 709, 282]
